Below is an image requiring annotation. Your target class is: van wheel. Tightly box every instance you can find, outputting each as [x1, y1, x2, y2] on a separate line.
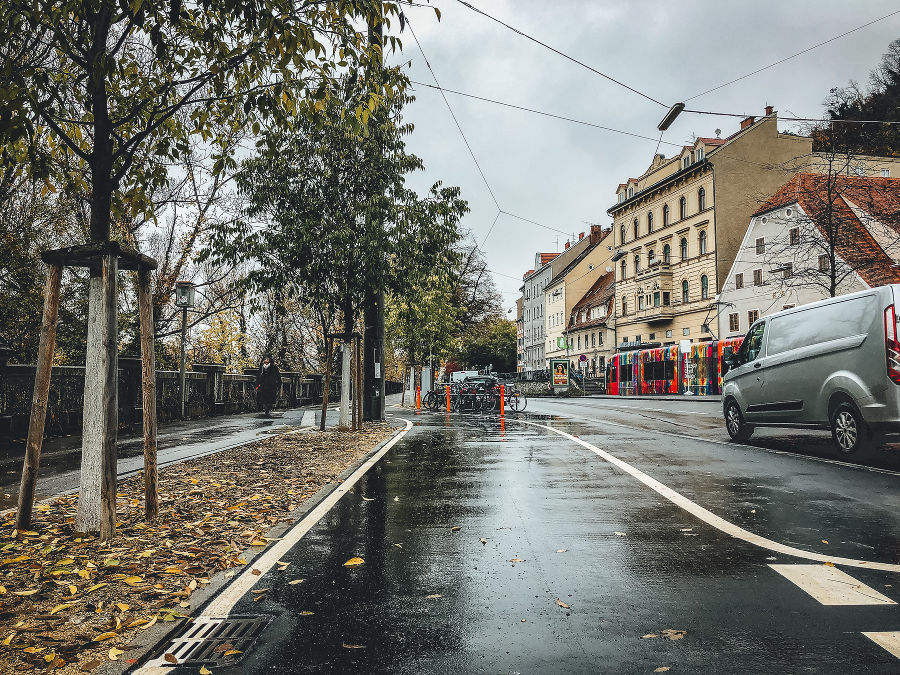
[830, 402, 872, 456]
[725, 400, 753, 442]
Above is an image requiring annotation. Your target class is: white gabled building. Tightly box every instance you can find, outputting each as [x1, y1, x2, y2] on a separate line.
[718, 172, 900, 339]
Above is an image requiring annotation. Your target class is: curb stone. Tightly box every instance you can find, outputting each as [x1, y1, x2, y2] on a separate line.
[109, 418, 407, 675]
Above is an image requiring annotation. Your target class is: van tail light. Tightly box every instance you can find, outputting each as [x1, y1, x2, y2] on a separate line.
[885, 305, 900, 384]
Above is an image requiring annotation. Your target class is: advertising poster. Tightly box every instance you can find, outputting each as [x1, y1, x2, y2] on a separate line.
[551, 359, 569, 387]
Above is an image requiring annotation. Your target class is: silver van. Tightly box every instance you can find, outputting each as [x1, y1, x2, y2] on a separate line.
[722, 285, 900, 455]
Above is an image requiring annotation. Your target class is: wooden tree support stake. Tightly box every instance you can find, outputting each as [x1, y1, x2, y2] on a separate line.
[16, 264, 63, 530]
[137, 268, 158, 521]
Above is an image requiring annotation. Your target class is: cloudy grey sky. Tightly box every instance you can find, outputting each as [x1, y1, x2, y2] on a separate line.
[389, 0, 900, 311]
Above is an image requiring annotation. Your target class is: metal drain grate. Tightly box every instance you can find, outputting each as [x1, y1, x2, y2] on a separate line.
[144, 615, 272, 668]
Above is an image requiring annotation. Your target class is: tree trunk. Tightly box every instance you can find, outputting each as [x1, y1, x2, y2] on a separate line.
[76, 255, 118, 538]
[16, 264, 62, 530]
[319, 338, 332, 432]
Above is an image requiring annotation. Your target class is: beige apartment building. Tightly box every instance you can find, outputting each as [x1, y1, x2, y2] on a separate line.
[607, 106, 900, 347]
[543, 226, 613, 366]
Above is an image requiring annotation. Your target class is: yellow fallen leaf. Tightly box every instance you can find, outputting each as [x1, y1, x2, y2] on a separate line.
[249, 539, 267, 547]
[661, 629, 687, 641]
[425, 594, 442, 599]
[127, 618, 148, 628]
[108, 647, 124, 661]
[164, 567, 183, 574]
[299, 611, 314, 616]
[200, 667, 212, 674]
[343, 557, 364, 567]
[140, 616, 158, 631]
[123, 576, 143, 586]
[1, 633, 13, 646]
[93, 632, 118, 641]
[86, 583, 107, 593]
[288, 579, 305, 585]
[43, 652, 55, 663]
[224, 649, 242, 656]
[115, 603, 130, 612]
[824, 561, 835, 567]
[556, 599, 571, 609]
[0, 586, 6, 594]
[49, 603, 74, 615]
[68, 585, 77, 595]
[13, 588, 40, 596]
[654, 668, 671, 673]
[822, 540, 829, 544]
[15, 530, 38, 536]
[23, 646, 45, 653]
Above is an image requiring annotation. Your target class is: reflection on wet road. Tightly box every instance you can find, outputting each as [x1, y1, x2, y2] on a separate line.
[204, 408, 900, 674]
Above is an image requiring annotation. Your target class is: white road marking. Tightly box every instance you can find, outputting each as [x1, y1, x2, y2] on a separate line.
[863, 632, 900, 660]
[769, 564, 896, 605]
[133, 419, 413, 675]
[522, 420, 900, 572]
[300, 410, 315, 427]
[534, 401, 900, 478]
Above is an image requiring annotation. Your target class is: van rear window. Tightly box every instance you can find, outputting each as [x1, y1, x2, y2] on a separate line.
[766, 295, 876, 356]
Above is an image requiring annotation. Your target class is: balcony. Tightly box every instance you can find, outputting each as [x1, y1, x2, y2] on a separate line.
[633, 304, 674, 323]
[634, 261, 673, 289]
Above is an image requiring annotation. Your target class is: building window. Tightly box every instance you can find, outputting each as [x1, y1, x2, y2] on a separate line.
[755, 237, 765, 254]
[699, 230, 708, 254]
[680, 196, 687, 219]
[622, 297, 627, 316]
[598, 333, 603, 345]
[783, 262, 793, 279]
[649, 332, 656, 340]
[621, 259, 627, 278]
[638, 295, 645, 310]
[818, 254, 830, 271]
[663, 243, 671, 263]
[701, 275, 709, 299]
[735, 273, 744, 289]
[683, 327, 690, 336]
[618, 192, 624, 203]
[680, 237, 688, 260]
[748, 309, 759, 325]
[665, 330, 672, 338]
[647, 211, 653, 233]
[854, 165, 865, 176]
[753, 268, 763, 286]
[633, 218, 639, 239]
[789, 227, 800, 245]
[628, 186, 634, 198]
[592, 333, 596, 347]
[620, 224, 626, 244]
[634, 254, 640, 272]
[682, 280, 689, 303]
[698, 187, 706, 210]
[648, 249, 655, 264]
[729, 313, 739, 332]
[577, 335, 581, 349]
[696, 147, 704, 162]
[682, 155, 690, 169]
[882, 168, 891, 178]
[663, 204, 669, 226]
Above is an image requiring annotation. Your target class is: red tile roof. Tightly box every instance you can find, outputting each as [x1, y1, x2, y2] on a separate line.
[540, 253, 558, 266]
[755, 173, 900, 288]
[568, 271, 616, 328]
[697, 137, 726, 146]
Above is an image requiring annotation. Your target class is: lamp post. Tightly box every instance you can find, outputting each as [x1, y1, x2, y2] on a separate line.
[174, 281, 196, 419]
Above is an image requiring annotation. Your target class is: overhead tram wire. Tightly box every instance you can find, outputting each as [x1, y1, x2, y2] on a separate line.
[685, 8, 900, 101]
[404, 14, 501, 213]
[409, 80, 684, 148]
[453, 0, 667, 109]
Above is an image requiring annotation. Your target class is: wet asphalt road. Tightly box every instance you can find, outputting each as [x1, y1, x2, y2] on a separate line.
[177, 400, 900, 674]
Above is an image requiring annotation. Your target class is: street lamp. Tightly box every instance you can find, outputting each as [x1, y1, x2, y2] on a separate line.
[174, 280, 196, 419]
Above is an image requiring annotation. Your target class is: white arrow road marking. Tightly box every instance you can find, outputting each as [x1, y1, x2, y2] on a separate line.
[522, 420, 900, 573]
[770, 564, 896, 605]
[863, 632, 900, 660]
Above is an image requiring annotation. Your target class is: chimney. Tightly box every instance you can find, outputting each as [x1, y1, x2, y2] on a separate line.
[590, 224, 602, 243]
[764, 105, 773, 116]
[740, 116, 755, 130]
[579, 231, 585, 240]
[564, 241, 570, 250]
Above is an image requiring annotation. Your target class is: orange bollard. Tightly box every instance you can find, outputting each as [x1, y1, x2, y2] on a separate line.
[416, 386, 421, 410]
[446, 385, 450, 410]
[500, 385, 505, 415]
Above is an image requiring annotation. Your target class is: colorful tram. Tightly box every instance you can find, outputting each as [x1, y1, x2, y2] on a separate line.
[606, 337, 743, 397]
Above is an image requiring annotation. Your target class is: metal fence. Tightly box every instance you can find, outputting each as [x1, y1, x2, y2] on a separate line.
[0, 361, 329, 440]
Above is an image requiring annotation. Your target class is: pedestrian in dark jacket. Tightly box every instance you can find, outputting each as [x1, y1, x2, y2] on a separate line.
[256, 354, 281, 417]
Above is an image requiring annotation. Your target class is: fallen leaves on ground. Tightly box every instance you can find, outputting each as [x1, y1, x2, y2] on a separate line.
[0, 423, 394, 673]
[654, 667, 671, 673]
[556, 599, 570, 609]
[343, 557, 365, 567]
[660, 629, 687, 641]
